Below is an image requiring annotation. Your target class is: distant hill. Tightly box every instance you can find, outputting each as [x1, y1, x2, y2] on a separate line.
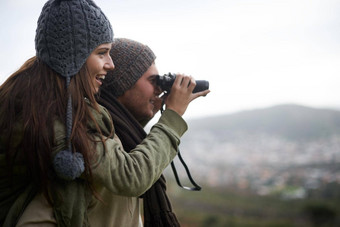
[187, 104, 340, 141]
[168, 104, 340, 191]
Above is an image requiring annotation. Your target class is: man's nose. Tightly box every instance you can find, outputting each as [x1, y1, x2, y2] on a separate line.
[154, 85, 162, 96]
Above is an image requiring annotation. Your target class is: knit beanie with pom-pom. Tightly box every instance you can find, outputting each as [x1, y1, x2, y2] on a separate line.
[35, 0, 114, 180]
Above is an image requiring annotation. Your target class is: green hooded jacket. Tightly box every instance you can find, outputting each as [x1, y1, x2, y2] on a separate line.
[0, 101, 187, 226]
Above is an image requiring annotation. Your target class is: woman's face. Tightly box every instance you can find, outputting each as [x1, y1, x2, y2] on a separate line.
[86, 43, 114, 93]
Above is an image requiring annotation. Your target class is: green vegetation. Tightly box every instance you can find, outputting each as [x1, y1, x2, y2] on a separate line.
[167, 183, 340, 227]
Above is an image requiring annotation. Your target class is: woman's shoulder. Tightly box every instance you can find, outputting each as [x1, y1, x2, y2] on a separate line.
[85, 99, 113, 137]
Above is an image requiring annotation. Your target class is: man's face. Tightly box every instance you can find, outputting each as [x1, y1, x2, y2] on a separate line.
[117, 63, 162, 122]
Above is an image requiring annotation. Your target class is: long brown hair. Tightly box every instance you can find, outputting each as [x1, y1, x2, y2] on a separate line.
[0, 56, 104, 195]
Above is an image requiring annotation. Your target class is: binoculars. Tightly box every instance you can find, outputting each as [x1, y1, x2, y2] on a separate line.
[156, 73, 209, 93]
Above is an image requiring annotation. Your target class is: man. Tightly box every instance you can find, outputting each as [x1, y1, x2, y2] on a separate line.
[97, 38, 209, 226]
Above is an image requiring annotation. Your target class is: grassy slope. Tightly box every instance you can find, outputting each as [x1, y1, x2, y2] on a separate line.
[166, 183, 340, 227]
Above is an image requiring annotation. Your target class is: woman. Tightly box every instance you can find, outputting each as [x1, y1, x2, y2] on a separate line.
[0, 0, 205, 226]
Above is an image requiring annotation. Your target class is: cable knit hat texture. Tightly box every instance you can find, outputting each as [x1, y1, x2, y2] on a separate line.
[35, 0, 113, 77]
[35, 0, 114, 180]
[102, 38, 156, 97]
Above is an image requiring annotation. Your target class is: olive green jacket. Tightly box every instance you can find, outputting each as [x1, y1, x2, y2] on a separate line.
[0, 102, 187, 226]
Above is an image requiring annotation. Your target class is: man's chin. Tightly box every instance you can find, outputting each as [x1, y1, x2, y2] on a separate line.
[145, 110, 155, 120]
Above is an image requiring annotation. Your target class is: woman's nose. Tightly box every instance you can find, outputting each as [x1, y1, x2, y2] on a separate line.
[105, 59, 114, 71]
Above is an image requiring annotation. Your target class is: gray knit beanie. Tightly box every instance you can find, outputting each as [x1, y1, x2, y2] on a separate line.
[102, 38, 156, 97]
[35, 0, 114, 180]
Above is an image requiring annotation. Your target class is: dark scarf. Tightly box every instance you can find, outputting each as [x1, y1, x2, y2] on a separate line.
[97, 90, 180, 227]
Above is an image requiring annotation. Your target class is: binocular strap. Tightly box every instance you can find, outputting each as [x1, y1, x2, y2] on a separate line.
[170, 149, 202, 191]
[160, 97, 201, 191]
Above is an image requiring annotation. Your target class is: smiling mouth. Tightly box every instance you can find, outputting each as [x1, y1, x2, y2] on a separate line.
[96, 75, 106, 84]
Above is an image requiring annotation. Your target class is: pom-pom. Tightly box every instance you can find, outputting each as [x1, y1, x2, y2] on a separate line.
[53, 150, 85, 180]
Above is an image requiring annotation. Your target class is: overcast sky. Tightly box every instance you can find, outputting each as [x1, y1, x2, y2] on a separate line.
[1, 0, 339, 119]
